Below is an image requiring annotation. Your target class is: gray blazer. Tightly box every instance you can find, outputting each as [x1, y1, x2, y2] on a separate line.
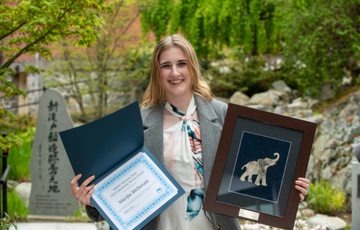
[86, 95, 241, 230]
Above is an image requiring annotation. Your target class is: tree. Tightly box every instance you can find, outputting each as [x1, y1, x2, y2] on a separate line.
[0, 0, 111, 152]
[45, 0, 154, 122]
[140, 0, 282, 59]
[280, 0, 360, 95]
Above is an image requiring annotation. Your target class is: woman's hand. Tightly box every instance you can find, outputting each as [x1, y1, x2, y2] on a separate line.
[71, 174, 96, 207]
[295, 177, 310, 201]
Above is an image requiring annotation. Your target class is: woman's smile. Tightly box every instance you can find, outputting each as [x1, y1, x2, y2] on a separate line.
[169, 79, 184, 84]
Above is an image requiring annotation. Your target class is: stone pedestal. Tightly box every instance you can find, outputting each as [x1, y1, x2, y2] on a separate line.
[352, 162, 360, 228]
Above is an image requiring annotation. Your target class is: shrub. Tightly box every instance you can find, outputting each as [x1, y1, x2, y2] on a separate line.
[7, 190, 29, 221]
[0, 115, 36, 134]
[0, 213, 18, 230]
[66, 203, 91, 222]
[202, 56, 281, 98]
[307, 180, 346, 215]
[1, 128, 35, 182]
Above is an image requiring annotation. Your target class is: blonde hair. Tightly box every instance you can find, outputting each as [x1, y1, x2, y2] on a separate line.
[141, 34, 213, 109]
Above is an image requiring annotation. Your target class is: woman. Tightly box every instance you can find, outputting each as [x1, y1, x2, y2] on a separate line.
[71, 34, 310, 230]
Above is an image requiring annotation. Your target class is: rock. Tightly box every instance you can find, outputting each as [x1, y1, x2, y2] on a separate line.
[229, 91, 249, 106]
[295, 109, 313, 118]
[249, 91, 279, 106]
[353, 115, 360, 124]
[319, 83, 336, 101]
[312, 134, 331, 159]
[95, 221, 110, 230]
[271, 80, 291, 94]
[215, 96, 230, 105]
[287, 101, 307, 111]
[298, 201, 308, 210]
[306, 116, 324, 124]
[336, 118, 347, 131]
[343, 124, 360, 143]
[15, 182, 32, 206]
[306, 214, 346, 230]
[7, 180, 18, 191]
[273, 105, 288, 115]
[321, 164, 333, 180]
[306, 155, 319, 182]
[329, 164, 352, 195]
[270, 89, 290, 104]
[330, 107, 340, 117]
[301, 209, 315, 218]
[247, 104, 273, 112]
[339, 102, 360, 117]
[320, 120, 336, 135]
[307, 98, 321, 109]
[291, 89, 303, 99]
[296, 211, 302, 219]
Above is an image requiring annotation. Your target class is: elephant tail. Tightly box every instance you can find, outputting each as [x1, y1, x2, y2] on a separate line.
[241, 163, 248, 170]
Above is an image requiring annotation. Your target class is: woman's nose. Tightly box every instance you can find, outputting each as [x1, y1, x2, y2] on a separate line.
[171, 65, 180, 76]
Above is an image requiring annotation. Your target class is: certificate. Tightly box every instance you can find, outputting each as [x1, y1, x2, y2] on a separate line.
[92, 152, 177, 230]
[60, 102, 185, 230]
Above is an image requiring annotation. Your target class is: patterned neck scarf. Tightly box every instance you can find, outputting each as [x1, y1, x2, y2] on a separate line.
[163, 96, 197, 129]
[163, 96, 207, 221]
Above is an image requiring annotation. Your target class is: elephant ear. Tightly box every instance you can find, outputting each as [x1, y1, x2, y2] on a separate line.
[258, 159, 269, 167]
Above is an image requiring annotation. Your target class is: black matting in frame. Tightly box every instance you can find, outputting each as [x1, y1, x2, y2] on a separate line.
[216, 116, 303, 217]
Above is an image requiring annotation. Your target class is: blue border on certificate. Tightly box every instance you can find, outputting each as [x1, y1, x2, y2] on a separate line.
[93, 153, 174, 230]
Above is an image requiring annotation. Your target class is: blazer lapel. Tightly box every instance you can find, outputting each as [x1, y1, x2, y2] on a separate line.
[142, 96, 223, 187]
[194, 95, 223, 187]
[142, 103, 164, 164]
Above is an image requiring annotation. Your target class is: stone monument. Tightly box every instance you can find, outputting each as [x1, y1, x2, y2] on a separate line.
[352, 143, 360, 228]
[29, 89, 77, 216]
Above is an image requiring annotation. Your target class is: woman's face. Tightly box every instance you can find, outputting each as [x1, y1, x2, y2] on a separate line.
[159, 46, 192, 101]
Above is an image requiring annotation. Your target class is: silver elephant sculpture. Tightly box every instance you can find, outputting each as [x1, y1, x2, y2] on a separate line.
[240, 152, 280, 186]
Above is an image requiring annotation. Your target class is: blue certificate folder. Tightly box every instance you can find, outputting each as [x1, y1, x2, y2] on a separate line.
[59, 101, 185, 230]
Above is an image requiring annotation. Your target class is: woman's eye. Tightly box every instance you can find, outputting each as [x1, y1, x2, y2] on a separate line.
[161, 65, 170, 68]
[178, 62, 186, 66]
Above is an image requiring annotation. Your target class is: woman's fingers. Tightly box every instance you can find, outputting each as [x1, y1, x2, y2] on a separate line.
[84, 185, 95, 207]
[78, 184, 95, 206]
[70, 174, 96, 205]
[299, 193, 305, 201]
[295, 177, 310, 201]
[70, 174, 82, 195]
[296, 177, 310, 190]
[75, 175, 95, 199]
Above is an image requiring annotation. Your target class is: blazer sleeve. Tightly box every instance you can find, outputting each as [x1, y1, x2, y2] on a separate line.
[86, 205, 105, 222]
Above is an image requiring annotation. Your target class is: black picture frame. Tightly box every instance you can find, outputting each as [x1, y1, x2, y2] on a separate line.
[203, 103, 317, 230]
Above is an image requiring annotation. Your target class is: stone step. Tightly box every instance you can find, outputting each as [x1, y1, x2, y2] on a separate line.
[9, 223, 98, 230]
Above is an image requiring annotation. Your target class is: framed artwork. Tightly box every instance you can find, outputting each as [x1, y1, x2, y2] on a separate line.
[203, 103, 317, 230]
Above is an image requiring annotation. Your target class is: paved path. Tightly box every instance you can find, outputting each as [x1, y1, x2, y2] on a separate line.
[9, 223, 98, 230]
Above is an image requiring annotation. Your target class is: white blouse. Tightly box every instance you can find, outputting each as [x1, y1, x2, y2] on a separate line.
[159, 96, 213, 230]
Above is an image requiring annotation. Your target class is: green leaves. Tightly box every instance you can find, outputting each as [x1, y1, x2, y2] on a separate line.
[0, 0, 110, 70]
[307, 180, 346, 214]
[280, 0, 360, 95]
[0, 0, 111, 154]
[140, 0, 281, 58]
[0, 213, 18, 230]
[0, 133, 23, 154]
